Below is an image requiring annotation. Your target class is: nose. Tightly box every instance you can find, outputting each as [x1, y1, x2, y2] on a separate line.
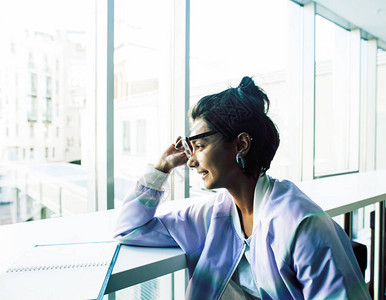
[187, 153, 199, 169]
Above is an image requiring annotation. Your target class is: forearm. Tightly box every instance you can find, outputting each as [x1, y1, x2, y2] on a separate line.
[113, 166, 169, 239]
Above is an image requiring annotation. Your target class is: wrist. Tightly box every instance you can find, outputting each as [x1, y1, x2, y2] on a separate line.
[154, 161, 171, 174]
[140, 165, 170, 191]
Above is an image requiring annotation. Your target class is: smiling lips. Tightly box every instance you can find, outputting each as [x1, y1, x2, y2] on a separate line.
[198, 171, 209, 178]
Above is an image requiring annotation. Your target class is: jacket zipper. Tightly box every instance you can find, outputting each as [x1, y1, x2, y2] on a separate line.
[217, 242, 246, 299]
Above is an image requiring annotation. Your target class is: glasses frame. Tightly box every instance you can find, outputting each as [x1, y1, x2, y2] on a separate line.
[178, 130, 217, 158]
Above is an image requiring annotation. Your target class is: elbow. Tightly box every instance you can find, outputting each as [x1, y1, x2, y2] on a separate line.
[113, 229, 135, 244]
[112, 221, 135, 242]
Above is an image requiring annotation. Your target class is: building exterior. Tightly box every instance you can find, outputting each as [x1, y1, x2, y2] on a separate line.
[0, 28, 85, 164]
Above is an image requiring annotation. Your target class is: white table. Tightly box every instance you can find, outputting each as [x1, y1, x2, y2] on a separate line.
[0, 209, 186, 297]
[0, 169, 385, 297]
[297, 170, 386, 217]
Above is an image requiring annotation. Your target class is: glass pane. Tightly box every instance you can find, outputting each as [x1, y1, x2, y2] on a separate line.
[190, 0, 301, 194]
[0, 0, 93, 222]
[113, 0, 177, 298]
[314, 16, 359, 177]
[114, 0, 173, 195]
[376, 49, 386, 169]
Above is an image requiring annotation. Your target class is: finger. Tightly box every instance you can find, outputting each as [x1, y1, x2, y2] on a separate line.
[174, 136, 183, 150]
[173, 152, 188, 166]
[164, 143, 183, 158]
[174, 140, 182, 150]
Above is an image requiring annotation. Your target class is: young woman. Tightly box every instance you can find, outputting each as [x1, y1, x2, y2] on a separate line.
[114, 77, 370, 299]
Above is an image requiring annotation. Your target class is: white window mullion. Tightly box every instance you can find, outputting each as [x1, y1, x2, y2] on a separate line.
[348, 29, 361, 171]
[301, 3, 315, 181]
[87, 0, 115, 212]
[360, 39, 377, 172]
[287, 1, 303, 181]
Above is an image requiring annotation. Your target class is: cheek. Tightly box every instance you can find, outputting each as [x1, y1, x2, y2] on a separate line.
[206, 150, 235, 173]
[198, 151, 212, 167]
[195, 150, 215, 170]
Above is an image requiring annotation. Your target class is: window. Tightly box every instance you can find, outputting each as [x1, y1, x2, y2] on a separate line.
[114, 61, 128, 99]
[66, 116, 73, 127]
[44, 55, 50, 72]
[45, 76, 52, 97]
[66, 137, 74, 147]
[122, 121, 131, 153]
[30, 147, 34, 159]
[1, 0, 93, 219]
[27, 96, 38, 122]
[376, 49, 386, 169]
[28, 73, 38, 122]
[68, 65, 86, 107]
[7, 147, 18, 161]
[43, 97, 52, 123]
[55, 80, 59, 96]
[28, 52, 35, 69]
[136, 120, 146, 154]
[314, 16, 359, 177]
[113, 0, 179, 297]
[29, 73, 37, 95]
[190, 0, 302, 192]
[10, 43, 15, 55]
[0, 0, 384, 297]
[29, 124, 34, 138]
[43, 125, 49, 138]
[114, 0, 174, 182]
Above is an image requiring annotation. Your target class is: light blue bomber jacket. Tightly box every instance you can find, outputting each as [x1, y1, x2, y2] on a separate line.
[114, 175, 370, 299]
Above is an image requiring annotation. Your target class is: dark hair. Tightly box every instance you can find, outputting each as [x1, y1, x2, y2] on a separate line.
[190, 76, 280, 177]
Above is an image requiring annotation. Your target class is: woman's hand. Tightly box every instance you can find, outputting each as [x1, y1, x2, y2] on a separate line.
[154, 137, 188, 173]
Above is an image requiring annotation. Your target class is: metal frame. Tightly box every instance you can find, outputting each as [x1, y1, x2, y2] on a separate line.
[374, 201, 385, 299]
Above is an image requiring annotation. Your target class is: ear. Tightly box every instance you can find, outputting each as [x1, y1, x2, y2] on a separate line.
[236, 132, 252, 156]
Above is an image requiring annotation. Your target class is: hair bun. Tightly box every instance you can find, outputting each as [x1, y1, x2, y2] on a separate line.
[238, 76, 270, 113]
[238, 76, 260, 97]
[238, 76, 254, 88]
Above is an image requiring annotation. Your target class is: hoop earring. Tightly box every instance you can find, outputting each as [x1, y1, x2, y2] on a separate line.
[236, 152, 246, 170]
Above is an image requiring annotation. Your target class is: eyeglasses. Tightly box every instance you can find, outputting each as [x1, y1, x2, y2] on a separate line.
[176, 131, 217, 158]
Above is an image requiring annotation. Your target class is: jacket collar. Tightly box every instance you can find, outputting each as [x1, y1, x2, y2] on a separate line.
[231, 174, 272, 240]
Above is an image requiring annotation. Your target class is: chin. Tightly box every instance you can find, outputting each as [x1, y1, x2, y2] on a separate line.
[202, 179, 213, 190]
[203, 180, 219, 190]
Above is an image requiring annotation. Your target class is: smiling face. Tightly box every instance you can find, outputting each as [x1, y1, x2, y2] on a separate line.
[187, 118, 241, 190]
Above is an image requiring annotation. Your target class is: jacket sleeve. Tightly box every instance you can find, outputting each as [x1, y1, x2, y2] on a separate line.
[291, 213, 371, 299]
[113, 180, 214, 254]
